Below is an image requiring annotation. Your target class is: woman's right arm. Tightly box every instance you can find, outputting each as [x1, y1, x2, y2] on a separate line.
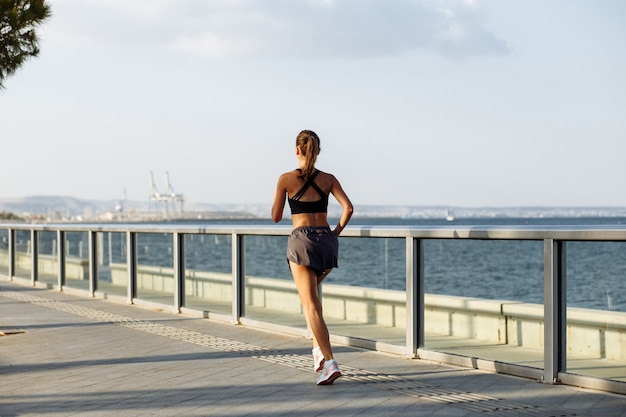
[271, 174, 287, 223]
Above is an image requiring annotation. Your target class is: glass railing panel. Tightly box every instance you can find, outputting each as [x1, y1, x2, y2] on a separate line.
[242, 235, 298, 325]
[37, 231, 58, 285]
[333, 236, 406, 291]
[566, 241, 626, 383]
[423, 239, 544, 369]
[326, 236, 406, 346]
[95, 232, 127, 297]
[14, 230, 32, 279]
[64, 231, 90, 290]
[242, 234, 407, 346]
[0, 229, 8, 276]
[184, 233, 232, 315]
[135, 232, 173, 306]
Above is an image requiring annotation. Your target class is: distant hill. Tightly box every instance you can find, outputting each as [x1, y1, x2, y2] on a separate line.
[0, 196, 107, 219]
[0, 196, 264, 221]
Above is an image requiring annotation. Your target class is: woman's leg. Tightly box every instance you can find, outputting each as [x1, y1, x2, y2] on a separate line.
[290, 261, 333, 360]
[308, 268, 332, 348]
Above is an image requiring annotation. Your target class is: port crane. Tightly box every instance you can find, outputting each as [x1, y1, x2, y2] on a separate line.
[149, 171, 185, 214]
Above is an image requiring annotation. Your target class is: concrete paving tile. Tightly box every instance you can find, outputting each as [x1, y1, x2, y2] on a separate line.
[1, 281, 625, 417]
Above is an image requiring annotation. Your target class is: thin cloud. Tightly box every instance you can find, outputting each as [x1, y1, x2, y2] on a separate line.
[45, 0, 510, 59]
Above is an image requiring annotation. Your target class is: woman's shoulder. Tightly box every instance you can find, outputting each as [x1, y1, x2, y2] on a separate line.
[278, 169, 301, 185]
[316, 169, 337, 181]
[280, 169, 300, 178]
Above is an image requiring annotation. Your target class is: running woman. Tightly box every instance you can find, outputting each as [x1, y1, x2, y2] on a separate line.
[272, 129, 353, 385]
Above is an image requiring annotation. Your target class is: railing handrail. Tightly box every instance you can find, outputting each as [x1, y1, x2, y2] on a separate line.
[2, 222, 626, 241]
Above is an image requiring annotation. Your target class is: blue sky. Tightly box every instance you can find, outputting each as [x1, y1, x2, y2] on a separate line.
[1, 0, 624, 208]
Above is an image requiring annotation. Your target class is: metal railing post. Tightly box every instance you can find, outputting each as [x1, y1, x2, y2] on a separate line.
[88, 231, 97, 296]
[232, 232, 244, 324]
[31, 230, 38, 285]
[406, 237, 424, 358]
[8, 228, 15, 279]
[543, 238, 567, 383]
[173, 232, 185, 312]
[126, 231, 137, 304]
[57, 230, 66, 288]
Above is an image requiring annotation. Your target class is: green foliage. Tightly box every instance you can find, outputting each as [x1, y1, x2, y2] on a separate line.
[0, 211, 23, 220]
[0, 0, 51, 88]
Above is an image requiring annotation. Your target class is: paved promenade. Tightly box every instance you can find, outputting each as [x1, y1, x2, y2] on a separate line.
[1, 281, 625, 417]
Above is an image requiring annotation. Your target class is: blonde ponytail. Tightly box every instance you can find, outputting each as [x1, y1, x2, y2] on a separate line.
[296, 130, 320, 180]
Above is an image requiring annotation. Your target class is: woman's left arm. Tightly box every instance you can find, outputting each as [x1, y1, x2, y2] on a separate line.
[330, 176, 353, 235]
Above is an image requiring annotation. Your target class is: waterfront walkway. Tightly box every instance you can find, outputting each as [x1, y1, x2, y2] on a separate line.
[1, 281, 625, 417]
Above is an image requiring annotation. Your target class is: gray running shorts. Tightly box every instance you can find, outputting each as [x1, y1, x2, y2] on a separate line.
[287, 226, 339, 276]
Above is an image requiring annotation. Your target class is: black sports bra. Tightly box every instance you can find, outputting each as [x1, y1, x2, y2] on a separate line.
[288, 170, 329, 214]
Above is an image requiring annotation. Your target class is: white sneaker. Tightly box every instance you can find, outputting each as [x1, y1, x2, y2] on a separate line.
[312, 347, 325, 372]
[316, 359, 341, 385]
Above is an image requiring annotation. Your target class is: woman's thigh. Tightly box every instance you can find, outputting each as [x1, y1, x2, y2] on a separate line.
[289, 262, 320, 306]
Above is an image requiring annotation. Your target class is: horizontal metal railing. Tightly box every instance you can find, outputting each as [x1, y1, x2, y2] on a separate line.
[1, 221, 625, 395]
